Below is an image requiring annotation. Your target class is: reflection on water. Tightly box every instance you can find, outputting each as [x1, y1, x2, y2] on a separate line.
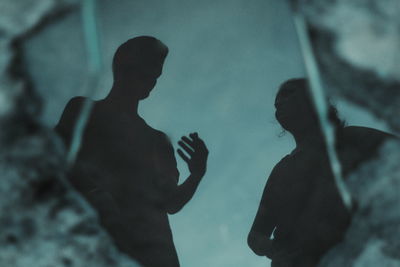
[22, 0, 395, 266]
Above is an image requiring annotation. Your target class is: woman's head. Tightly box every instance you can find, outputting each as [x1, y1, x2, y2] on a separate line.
[275, 78, 316, 133]
[275, 78, 344, 135]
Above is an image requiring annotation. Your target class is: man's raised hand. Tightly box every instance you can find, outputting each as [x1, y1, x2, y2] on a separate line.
[177, 132, 208, 177]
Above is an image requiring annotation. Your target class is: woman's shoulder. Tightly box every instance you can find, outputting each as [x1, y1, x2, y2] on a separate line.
[338, 126, 396, 174]
[341, 126, 394, 139]
[275, 154, 292, 166]
[339, 126, 395, 150]
[268, 154, 293, 178]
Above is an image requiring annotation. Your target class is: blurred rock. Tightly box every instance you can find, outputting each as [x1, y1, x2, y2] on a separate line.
[319, 140, 400, 267]
[0, 129, 139, 267]
[0, 0, 77, 122]
[296, 0, 400, 132]
[0, 0, 75, 37]
[0, 0, 140, 266]
[20, 9, 87, 126]
[292, 0, 400, 266]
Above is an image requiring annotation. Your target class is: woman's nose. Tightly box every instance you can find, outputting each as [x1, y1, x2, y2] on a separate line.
[275, 99, 284, 109]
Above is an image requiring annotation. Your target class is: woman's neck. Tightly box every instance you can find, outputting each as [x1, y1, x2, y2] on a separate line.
[293, 127, 326, 152]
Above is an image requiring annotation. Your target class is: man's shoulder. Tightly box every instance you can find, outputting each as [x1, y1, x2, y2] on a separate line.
[153, 129, 172, 145]
[61, 96, 96, 122]
[65, 96, 89, 112]
[55, 97, 90, 132]
[140, 120, 171, 143]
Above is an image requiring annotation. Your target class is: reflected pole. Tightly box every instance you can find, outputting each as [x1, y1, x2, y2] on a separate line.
[290, 4, 352, 210]
[67, 0, 103, 166]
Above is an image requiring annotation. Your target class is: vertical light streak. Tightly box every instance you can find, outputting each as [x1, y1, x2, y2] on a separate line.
[67, 0, 102, 166]
[292, 13, 352, 209]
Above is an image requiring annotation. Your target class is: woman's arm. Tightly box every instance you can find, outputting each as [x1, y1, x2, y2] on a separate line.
[248, 164, 283, 257]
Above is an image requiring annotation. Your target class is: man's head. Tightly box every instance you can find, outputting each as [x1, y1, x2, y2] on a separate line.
[112, 36, 169, 99]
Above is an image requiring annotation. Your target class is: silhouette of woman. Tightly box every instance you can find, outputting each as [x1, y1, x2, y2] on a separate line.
[247, 78, 392, 267]
[55, 36, 208, 267]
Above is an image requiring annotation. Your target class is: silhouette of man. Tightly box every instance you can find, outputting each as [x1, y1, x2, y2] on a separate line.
[55, 36, 209, 267]
[247, 78, 393, 267]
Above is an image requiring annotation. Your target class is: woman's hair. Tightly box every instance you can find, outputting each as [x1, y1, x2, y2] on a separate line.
[328, 102, 346, 130]
[280, 78, 345, 132]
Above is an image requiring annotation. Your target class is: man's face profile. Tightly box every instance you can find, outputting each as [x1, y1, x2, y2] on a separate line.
[112, 37, 168, 100]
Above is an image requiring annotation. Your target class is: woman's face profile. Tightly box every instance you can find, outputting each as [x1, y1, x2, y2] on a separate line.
[274, 85, 315, 132]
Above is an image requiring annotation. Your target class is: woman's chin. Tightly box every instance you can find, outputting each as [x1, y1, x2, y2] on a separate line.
[279, 121, 298, 133]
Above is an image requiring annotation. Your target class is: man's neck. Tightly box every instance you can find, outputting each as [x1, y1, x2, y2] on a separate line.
[104, 84, 140, 116]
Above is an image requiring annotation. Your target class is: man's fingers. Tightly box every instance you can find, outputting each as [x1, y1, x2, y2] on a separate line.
[177, 149, 190, 163]
[188, 132, 208, 151]
[189, 132, 198, 139]
[194, 137, 208, 154]
[181, 136, 194, 147]
[178, 141, 194, 156]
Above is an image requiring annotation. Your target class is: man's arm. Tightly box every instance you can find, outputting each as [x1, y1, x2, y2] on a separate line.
[164, 132, 208, 214]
